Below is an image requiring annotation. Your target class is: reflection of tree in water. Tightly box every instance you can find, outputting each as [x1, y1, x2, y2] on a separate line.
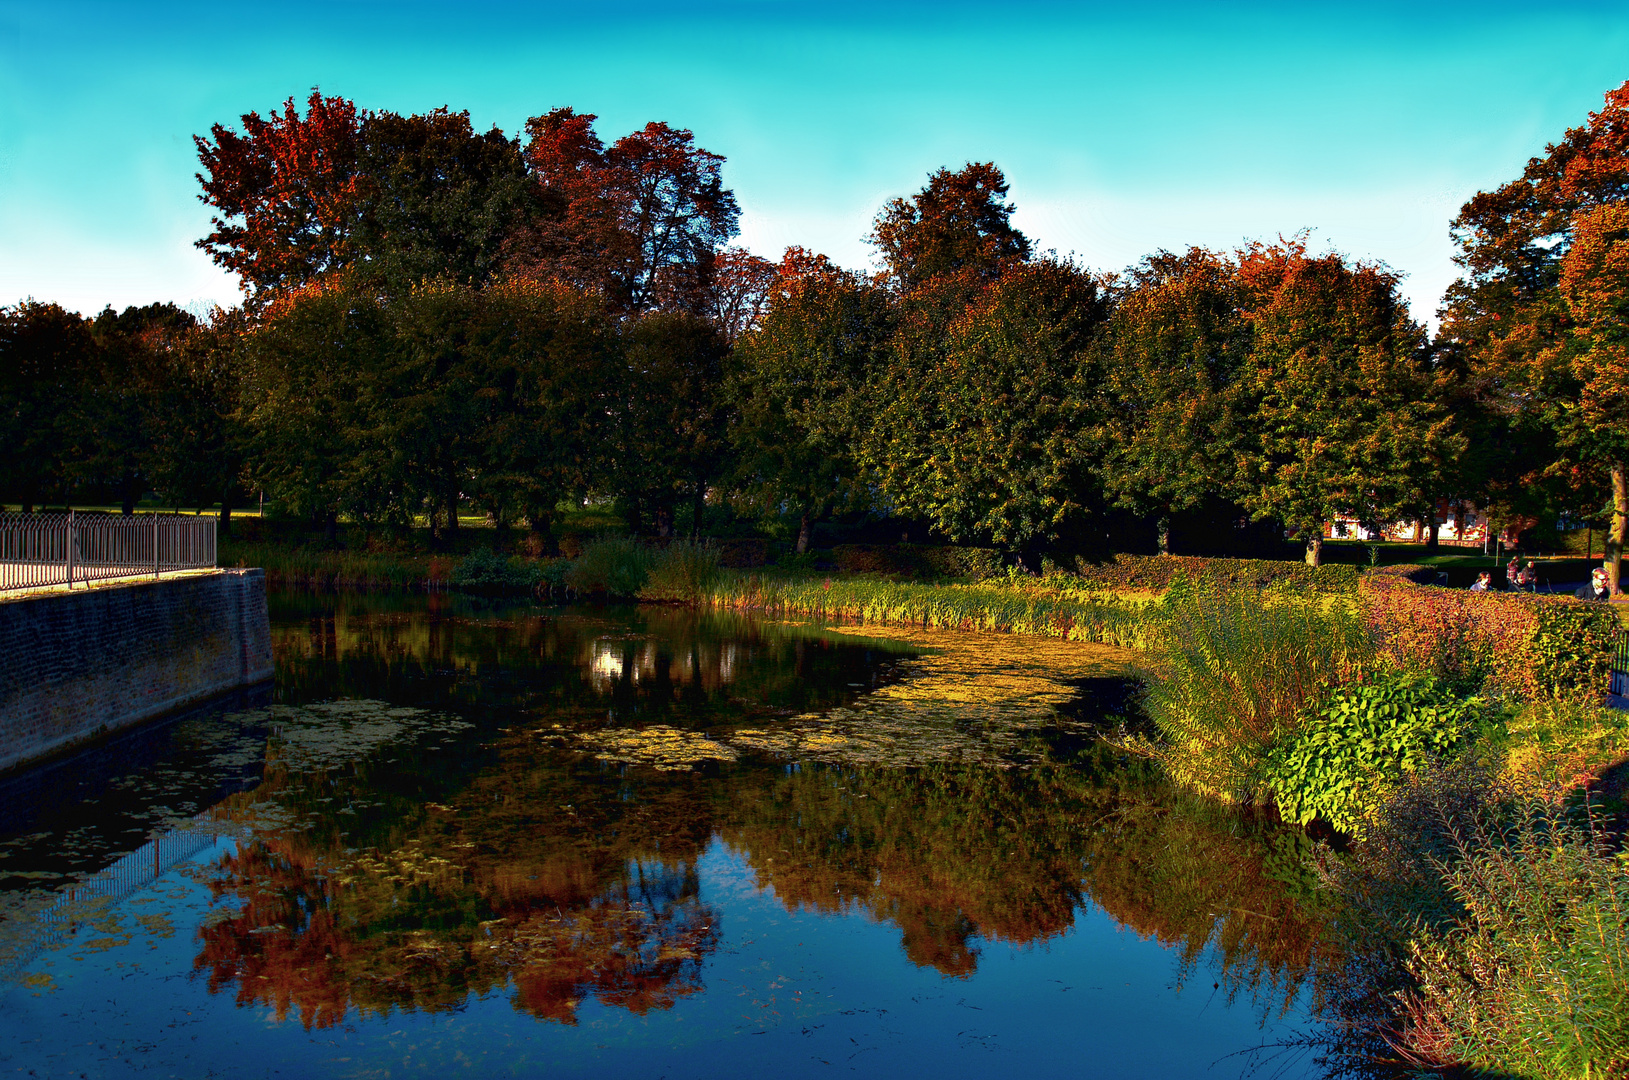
[191, 675, 1327, 1029]
[195, 754, 724, 1029]
[721, 745, 1330, 1012]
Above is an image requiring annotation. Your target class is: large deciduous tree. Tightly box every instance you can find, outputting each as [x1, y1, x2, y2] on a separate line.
[510, 108, 740, 314]
[1097, 248, 1250, 554]
[731, 248, 896, 552]
[865, 257, 1108, 557]
[1440, 80, 1629, 589]
[1233, 240, 1459, 566]
[869, 163, 1030, 292]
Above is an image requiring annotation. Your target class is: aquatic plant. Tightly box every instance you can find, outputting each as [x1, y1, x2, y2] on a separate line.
[639, 540, 722, 602]
[449, 547, 542, 594]
[702, 572, 1146, 646]
[564, 536, 654, 597]
[1135, 578, 1370, 802]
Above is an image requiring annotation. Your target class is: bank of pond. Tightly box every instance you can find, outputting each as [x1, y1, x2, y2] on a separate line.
[0, 589, 1624, 1079]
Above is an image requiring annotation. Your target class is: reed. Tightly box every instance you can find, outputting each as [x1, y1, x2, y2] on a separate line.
[702, 571, 1147, 646]
[221, 541, 451, 590]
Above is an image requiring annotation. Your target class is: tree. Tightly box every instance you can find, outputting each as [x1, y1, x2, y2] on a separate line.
[236, 277, 390, 539]
[1097, 248, 1251, 554]
[1440, 80, 1629, 589]
[604, 312, 733, 537]
[197, 93, 533, 301]
[863, 258, 1108, 557]
[468, 278, 619, 546]
[1232, 241, 1459, 566]
[1556, 202, 1629, 591]
[869, 163, 1030, 292]
[510, 109, 740, 314]
[731, 249, 895, 552]
[353, 108, 532, 290]
[195, 91, 366, 299]
[0, 301, 101, 511]
[705, 247, 778, 344]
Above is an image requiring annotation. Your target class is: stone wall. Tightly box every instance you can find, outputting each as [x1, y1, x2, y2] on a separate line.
[0, 569, 273, 774]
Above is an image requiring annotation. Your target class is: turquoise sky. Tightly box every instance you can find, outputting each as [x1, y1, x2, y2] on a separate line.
[2, 1, 1627, 326]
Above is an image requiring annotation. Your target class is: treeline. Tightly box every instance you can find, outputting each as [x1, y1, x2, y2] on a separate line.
[3, 84, 1628, 577]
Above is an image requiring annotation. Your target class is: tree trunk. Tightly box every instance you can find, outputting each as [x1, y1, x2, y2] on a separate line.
[323, 512, 338, 547]
[1156, 514, 1171, 556]
[445, 491, 460, 534]
[796, 513, 813, 555]
[691, 482, 706, 542]
[1426, 516, 1440, 551]
[219, 493, 232, 539]
[1609, 462, 1628, 596]
[1305, 530, 1323, 567]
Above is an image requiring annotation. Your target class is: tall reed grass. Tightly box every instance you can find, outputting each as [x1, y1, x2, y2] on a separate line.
[221, 541, 450, 590]
[1136, 578, 1371, 802]
[1319, 763, 1629, 1080]
[702, 571, 1146, 646]
[639, 540, 722, 603]
[564, 537, 654, 597]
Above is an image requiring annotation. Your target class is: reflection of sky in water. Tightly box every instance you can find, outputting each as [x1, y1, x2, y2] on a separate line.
[0, 600, 1323, 1077]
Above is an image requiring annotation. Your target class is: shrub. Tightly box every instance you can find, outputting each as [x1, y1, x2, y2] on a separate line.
[1360, 576, 1618, 702]
[448, 548, 541, 594]
[710, 538, 770, 568]
[564, 537, 653, 597]
[1072, 553, 1359, 593]
[831, 543, 1005, 580]
[1136, 579, 1371, 802]
[1320, 765, 1629, 1080]
[1263, 673, 1484, 834]
[1365, 563, 1444, 585]
[639, 540, 722, 603]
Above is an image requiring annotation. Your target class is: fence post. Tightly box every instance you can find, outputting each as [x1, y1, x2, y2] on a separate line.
[65, 508, 74, 588]
[152, 513, 159, 579]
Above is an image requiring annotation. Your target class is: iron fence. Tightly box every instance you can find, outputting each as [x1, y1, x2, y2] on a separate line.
[1613, 629, 1629, 698]
[0, 510, 216, 593]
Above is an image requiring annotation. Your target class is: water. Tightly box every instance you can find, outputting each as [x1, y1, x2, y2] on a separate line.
[0, 593, 1328, 1078]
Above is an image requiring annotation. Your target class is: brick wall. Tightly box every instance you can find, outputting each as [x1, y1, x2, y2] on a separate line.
[0, 569, 274, 774]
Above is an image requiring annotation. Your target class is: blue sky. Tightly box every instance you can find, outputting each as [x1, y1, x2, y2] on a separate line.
[2, 1, 1627, 326]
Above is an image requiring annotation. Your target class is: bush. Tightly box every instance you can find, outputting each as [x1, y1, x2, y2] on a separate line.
[1136, 579, 1371, 802]
[1320, 765, 1629, 1079]
[639, 540, 722, 603]
[564, 537, 653, 597]
[1072, 553, 1359, 593]
[1360, 576, 1619, 702]
[710, 538, 770, 568]
[1365, 563, 1444, 585]
[448, 548, 541, 594]
[831, 543, 1005, 580]
[1263, 673, 1484, 834]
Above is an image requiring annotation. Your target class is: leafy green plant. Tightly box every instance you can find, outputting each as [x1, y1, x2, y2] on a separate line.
[639, 540, 722, 603]
[564, 537, 654, 597]
[1136, 577, 1371, 802]
[449, 547, 541, 594]
[1263, 673, 1484, 834]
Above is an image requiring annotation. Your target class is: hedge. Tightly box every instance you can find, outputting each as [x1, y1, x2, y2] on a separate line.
[1359, 575, 1619, 702]
[1071, 554, 1360, 593]
[831, 543, 1005, 580]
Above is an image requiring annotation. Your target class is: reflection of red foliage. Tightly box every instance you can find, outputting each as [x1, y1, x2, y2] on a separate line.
[193, 836, 719, 1030]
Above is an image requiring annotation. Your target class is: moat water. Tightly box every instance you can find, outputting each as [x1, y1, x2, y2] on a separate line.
[0, 593, 1327, 1078]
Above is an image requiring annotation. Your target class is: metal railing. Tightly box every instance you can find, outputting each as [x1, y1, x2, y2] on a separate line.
[0, 510, 216, 593]
[1613, 630, 1629, 698]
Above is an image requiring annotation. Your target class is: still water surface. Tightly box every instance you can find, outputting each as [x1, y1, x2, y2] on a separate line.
[0, 593, 1327, 1077]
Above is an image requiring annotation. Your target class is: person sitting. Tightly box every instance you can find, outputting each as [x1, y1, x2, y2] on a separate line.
[1470, 571, 1492, 592]
[1519, 560, 1537, 591]
[1576, 567, 1611, 602]
[1506, 555, 1521, 588]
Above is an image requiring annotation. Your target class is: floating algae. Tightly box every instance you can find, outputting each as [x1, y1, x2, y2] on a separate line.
[727, 626, 1140, 768]
[577, 725, 740, 770]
